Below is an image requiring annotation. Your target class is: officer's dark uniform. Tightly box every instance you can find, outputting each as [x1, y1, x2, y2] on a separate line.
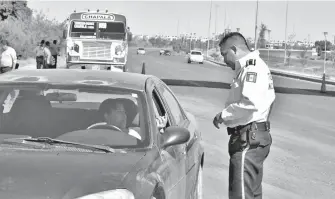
[214, 50, 275, 199]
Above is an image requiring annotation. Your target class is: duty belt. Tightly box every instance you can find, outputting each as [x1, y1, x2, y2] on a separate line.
[227, 121, 270, 135]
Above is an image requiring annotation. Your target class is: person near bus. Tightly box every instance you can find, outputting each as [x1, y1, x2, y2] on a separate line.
[43, 41, 54, 69]
[0, 39, 17, 74]
[50, 40, 59, 68]
[34, 40, 45, 69]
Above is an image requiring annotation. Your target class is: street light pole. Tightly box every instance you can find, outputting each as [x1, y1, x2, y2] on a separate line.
[324, 32, 328, 74]
[268, 29, 271, 63]
[206, 0, 213, 57]
[215, 5, 219, 37]
[321, 31, 328, 93]
[284, 0, 289, 64]
[254, 0, 259, 50]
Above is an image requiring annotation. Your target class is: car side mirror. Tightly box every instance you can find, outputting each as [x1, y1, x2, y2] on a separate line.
[160, 126, 190, 149]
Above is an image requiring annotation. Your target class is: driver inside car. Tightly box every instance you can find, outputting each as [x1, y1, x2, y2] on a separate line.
[87, 98, 142, 140]
[88, 98, 168, 140]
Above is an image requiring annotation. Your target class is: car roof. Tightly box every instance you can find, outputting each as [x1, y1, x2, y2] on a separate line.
[0, 69, 153, 91]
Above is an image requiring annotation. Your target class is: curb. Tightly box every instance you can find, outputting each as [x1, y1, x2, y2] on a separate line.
[204, 57, 335, 86]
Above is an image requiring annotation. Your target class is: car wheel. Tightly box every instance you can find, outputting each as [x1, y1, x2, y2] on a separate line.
[188, 59, 191, 64]
[194, 166, 203, 199]
[200, 62, 203, 64]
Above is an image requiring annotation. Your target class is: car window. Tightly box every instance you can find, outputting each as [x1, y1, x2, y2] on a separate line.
[158, 84, 185, 125]
[0, 86, 149, 149]
[191, 51, 202, 55]
[151, 88, 171, 128]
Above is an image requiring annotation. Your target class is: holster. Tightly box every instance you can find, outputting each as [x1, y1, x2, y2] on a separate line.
[227, 121, 270, 150]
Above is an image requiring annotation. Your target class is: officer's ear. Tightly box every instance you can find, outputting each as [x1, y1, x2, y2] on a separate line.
[230, 45, 237, 54]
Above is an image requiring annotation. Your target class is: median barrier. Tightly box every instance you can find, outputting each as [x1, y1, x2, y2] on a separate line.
[203, 56, 335, 86]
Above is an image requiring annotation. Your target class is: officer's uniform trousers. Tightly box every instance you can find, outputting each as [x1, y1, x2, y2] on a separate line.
[220, 50, 276, 199]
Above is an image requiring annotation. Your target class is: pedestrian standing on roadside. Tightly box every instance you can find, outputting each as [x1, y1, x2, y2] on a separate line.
[50, 40, 59, 68]
[34, 40, 45, 69]
[0, 39, 17, 74]
[43, 41, 54, 69]
[212, 32, 276, 199]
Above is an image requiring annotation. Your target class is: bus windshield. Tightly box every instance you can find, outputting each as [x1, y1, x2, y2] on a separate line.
[70, 21, 126, 40]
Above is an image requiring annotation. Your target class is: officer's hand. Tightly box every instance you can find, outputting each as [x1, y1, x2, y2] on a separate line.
[156, 114, 168, 129]
[213, 112, 224, 129]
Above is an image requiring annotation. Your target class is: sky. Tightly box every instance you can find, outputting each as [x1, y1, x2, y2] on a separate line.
[27, 0, 335, 42]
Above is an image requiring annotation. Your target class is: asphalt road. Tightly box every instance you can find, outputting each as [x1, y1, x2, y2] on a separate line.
[126, 48, 335, 199]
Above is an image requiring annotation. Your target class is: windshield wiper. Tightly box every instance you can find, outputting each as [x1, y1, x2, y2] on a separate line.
[7, 137, 115, 153]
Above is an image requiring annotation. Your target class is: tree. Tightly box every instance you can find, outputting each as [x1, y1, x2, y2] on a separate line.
[257, 23, 267, 48]
[315, 40, 332, 53]
[0, 0, 32, 21]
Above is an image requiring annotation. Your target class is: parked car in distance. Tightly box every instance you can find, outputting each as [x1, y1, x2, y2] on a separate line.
[137, 48, 146, 55]
[159, 49, 165, 55]
[187, 50, 204, 64]
[162, 50, 171, 56]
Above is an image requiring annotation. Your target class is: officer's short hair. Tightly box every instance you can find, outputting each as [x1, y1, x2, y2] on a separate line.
[41, 40, 45, 44]
[53, 40, 57, 44]
[45, 41, 50, 46]
[219, 32, 251, 51]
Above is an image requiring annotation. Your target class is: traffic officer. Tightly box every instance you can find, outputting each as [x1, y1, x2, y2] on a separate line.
[213, 32, 276, 199]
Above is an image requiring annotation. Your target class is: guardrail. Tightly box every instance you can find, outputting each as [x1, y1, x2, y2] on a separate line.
[203, 56, 335, 86]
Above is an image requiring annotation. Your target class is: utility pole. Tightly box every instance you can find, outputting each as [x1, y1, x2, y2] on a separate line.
[206, 0, 213, 57]
[254, 0, 259, 50]
[177, 18, 180, 37]
[215, 5, 219, 38]
[284, 0, 289, 64]
[224, 9, 226, 31]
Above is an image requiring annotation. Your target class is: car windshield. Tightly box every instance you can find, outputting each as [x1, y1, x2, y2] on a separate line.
[191, 51, 202, 55]
[70, 21, 126, 40]
[0, 84, 148, 149]
[138, 48, 144, 50]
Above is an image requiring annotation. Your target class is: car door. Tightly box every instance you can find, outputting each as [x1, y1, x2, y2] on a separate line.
[154, 78, 200, 197]
[146, 79, 187, 199]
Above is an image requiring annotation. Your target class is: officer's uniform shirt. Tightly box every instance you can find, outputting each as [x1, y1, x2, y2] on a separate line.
[221, 50, 275, 128]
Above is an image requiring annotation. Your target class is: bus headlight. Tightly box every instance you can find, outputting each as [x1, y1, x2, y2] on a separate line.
[115, 45, 123, 55]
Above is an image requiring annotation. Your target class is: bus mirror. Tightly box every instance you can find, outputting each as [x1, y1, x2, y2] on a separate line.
[63, 30, 67, 39]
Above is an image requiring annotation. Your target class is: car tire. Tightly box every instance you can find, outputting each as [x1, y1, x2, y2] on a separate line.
[194, 166, 203, 199]
[199, 62, 203, 64]
[188, 59, 191, 64]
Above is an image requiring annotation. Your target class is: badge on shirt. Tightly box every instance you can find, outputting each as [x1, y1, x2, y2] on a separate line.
[246, 72, 257, 83]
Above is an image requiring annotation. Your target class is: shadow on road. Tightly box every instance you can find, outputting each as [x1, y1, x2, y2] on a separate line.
[162, 79, 335, 97]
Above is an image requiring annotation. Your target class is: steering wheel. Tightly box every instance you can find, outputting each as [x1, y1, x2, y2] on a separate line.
[87, 124, 123, 132]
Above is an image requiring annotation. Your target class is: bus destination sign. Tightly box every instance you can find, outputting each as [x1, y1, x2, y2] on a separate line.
[81, 14, 115, 21]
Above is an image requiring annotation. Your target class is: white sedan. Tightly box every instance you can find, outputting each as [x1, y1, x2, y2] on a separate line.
[187, 50, 204, 64]
[137, 48, 146, 55]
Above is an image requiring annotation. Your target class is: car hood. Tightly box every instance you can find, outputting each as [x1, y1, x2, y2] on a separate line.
[0, 144, 146, 199]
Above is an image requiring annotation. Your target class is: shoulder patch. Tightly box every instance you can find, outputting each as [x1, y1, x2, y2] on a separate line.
[246, 72, 257, 83]
[246, 59, 256, 67]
